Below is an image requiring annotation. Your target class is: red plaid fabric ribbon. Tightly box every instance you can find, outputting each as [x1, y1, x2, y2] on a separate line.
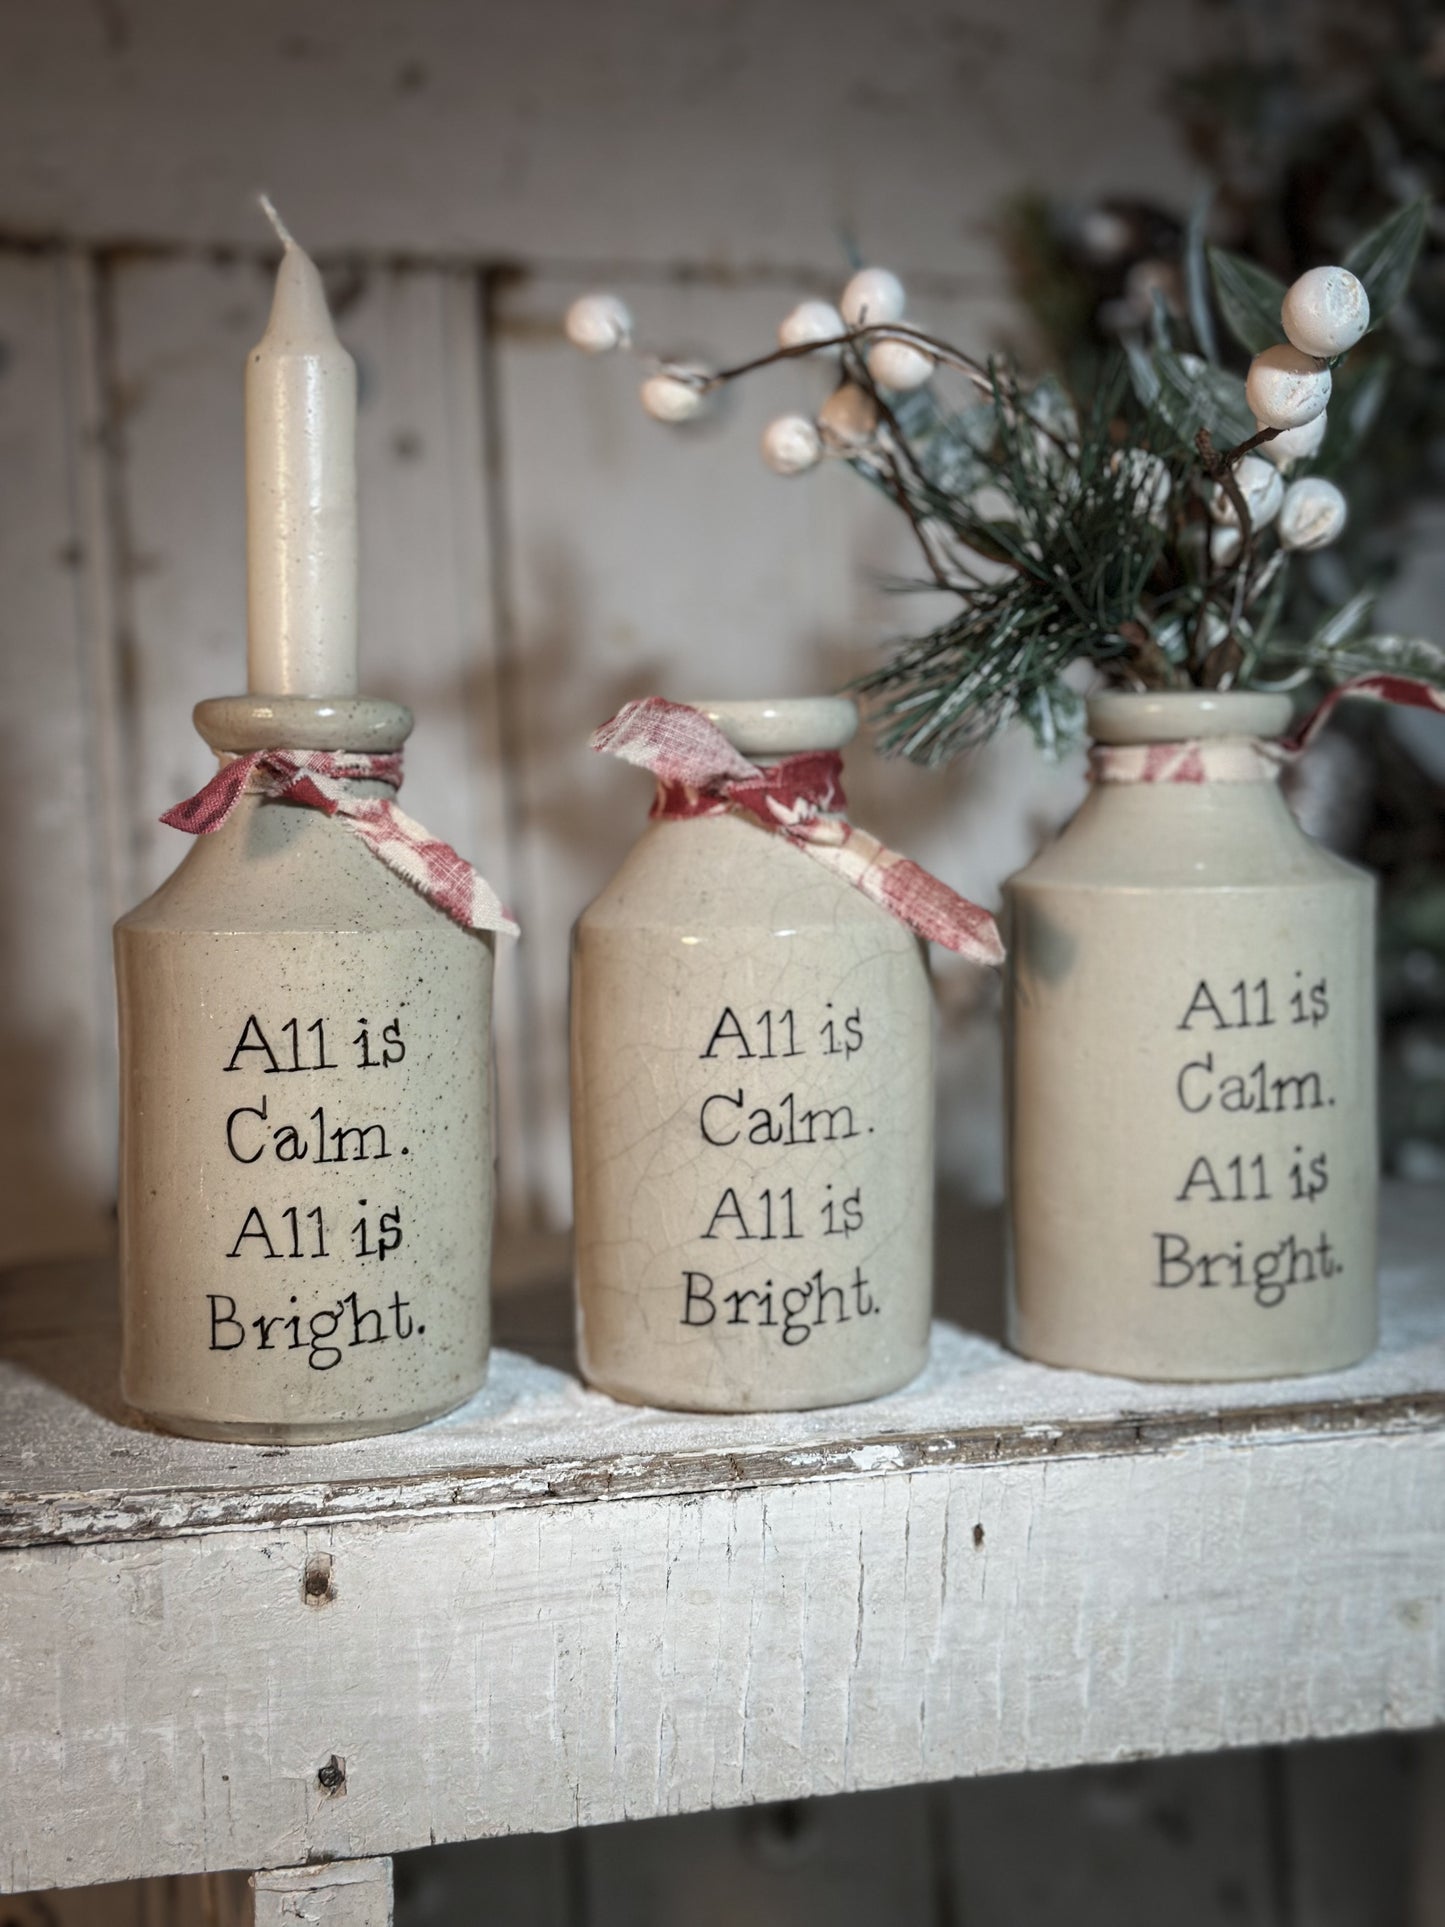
[162, 749, 519, 936]
[593, 698, 1004, 966]
[1092, 673, 1445, 785]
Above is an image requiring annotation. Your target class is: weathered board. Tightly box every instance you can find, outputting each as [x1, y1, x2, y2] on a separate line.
[25, 1735, 1445, 1926]
[0, 253, 116, 1264]
[253, 1860, 393, 1927]
[1, 1185, 1441, 1894]
[0, 0, 1215, 267]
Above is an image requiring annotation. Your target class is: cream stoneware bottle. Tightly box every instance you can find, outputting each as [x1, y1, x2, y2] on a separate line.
[1006, 690, 1377, 1381]
[115, 207, 502, 1443]
[572, 697, 935, 1412]
[116, 698, 497, 1443]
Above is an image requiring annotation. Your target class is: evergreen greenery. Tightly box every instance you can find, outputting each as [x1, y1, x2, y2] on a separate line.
[851, 202, 1429, 762]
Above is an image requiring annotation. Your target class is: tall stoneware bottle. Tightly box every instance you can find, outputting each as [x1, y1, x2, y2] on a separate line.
[115, 206, 501, 1442]
[116, 698, 497, 1442]
[572, 697, 935, 1412]
[1007, 690, 1377, 1380]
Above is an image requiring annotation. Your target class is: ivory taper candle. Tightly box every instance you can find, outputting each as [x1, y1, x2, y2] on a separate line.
[246, 197, 358, 696]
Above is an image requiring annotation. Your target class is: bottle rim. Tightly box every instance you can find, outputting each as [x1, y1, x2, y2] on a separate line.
[682, 696, 858, 755]
[1087, 690, 1295, 745]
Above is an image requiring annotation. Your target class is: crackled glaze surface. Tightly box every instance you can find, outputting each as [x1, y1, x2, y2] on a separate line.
[1006, 692, 1377, 1381]
[116, 700, 496, 1442]
[571, 699, 936, 1413]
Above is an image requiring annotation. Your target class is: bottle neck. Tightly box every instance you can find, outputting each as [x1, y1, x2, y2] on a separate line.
[191, 702, 412, 815]
[1087, 733, 1287, 788]
[1085, 690, 1295, 788]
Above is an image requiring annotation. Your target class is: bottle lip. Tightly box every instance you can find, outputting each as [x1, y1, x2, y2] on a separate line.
[682, 696, 858, 754]
[1087, 690, 1295, 745]
[194, 695, 413, 753]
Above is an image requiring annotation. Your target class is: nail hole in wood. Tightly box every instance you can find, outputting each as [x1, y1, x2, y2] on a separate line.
[317, 1754, 347, 1797]
[303, 1553, 335, 1606]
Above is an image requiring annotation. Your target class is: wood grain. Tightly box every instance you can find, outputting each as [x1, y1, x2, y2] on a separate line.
[0, 254, 116, 1263]
[1, 1187, 1441, 1894]
[252, 1860, 392, 1927]
[0, 0, 1217, 267]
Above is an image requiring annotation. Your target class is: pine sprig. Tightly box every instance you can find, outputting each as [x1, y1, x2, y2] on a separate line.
[850, 358, 1190, 759]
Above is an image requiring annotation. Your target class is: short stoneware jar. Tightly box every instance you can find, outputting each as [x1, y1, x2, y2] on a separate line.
[571, 696, 934, 1412]
[1006, 690, 1377, 1381]
[116, 696, 497, 1442]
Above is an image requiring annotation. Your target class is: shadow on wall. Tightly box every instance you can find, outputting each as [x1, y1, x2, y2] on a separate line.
[500, 534, 670, 1228]
[512, 535, 669, 892]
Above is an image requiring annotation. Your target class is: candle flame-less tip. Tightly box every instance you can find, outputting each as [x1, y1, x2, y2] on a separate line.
[257, 193, 297, 253]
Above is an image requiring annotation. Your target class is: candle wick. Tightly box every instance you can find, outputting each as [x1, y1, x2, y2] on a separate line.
[257, 193, 297, 253]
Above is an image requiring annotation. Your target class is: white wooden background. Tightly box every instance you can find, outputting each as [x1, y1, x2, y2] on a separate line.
[0, 0, 1229, 1261]
[2, 2, 1442, 1920]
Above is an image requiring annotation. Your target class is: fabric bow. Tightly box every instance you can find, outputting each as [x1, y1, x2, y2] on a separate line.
[592, 698, 1004, 966]
[162, 748, 519, 936]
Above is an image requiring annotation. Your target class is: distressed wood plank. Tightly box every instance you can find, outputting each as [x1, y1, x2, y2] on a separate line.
[0, 0, 1218, 270]
[0, 253, 116, 1263]
[0, 1187, 1441, 1894]
[26, 1746, 1438, 1925]
[7, 1870, 252, 1925]
[2, 1426, 1442, 1895]
[252, 1859, 392, 1927]
[0, 1183, 1440, 1549]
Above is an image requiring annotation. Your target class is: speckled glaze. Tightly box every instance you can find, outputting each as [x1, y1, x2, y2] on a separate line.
[1006, 692, 1377, 1381]
[116, 697, 495, 1442]
[571, 697, 935, 1413]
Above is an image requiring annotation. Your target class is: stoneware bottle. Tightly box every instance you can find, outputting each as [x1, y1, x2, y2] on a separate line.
[116, 698, 496, 1443]
[1006, 690, 1377, 1381]
[115, 205, 500, 1442]
[572, 697, 934, 1411]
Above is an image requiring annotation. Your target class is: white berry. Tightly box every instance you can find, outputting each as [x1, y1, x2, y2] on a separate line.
[779, 300, 845, 351]
[1211, 525, 1243, 567]
[840, 267, 906, 328]
[866, 338, 933, 390]
[1209, 454, 1284, 530]
[1281, 266, 1370, 360]
[1245, 345, 1332, 430]
[1258, 411, 1327, 468]
[564, 292, 633, 354]
[817, 383, 879, 448]
[761, 414, 823, 475]
[640, 365, 709, 423]
[1278, 476, 1348, 551]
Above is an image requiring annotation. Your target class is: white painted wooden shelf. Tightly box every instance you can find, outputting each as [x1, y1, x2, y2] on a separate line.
[2, 1185, 1442, 1896]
